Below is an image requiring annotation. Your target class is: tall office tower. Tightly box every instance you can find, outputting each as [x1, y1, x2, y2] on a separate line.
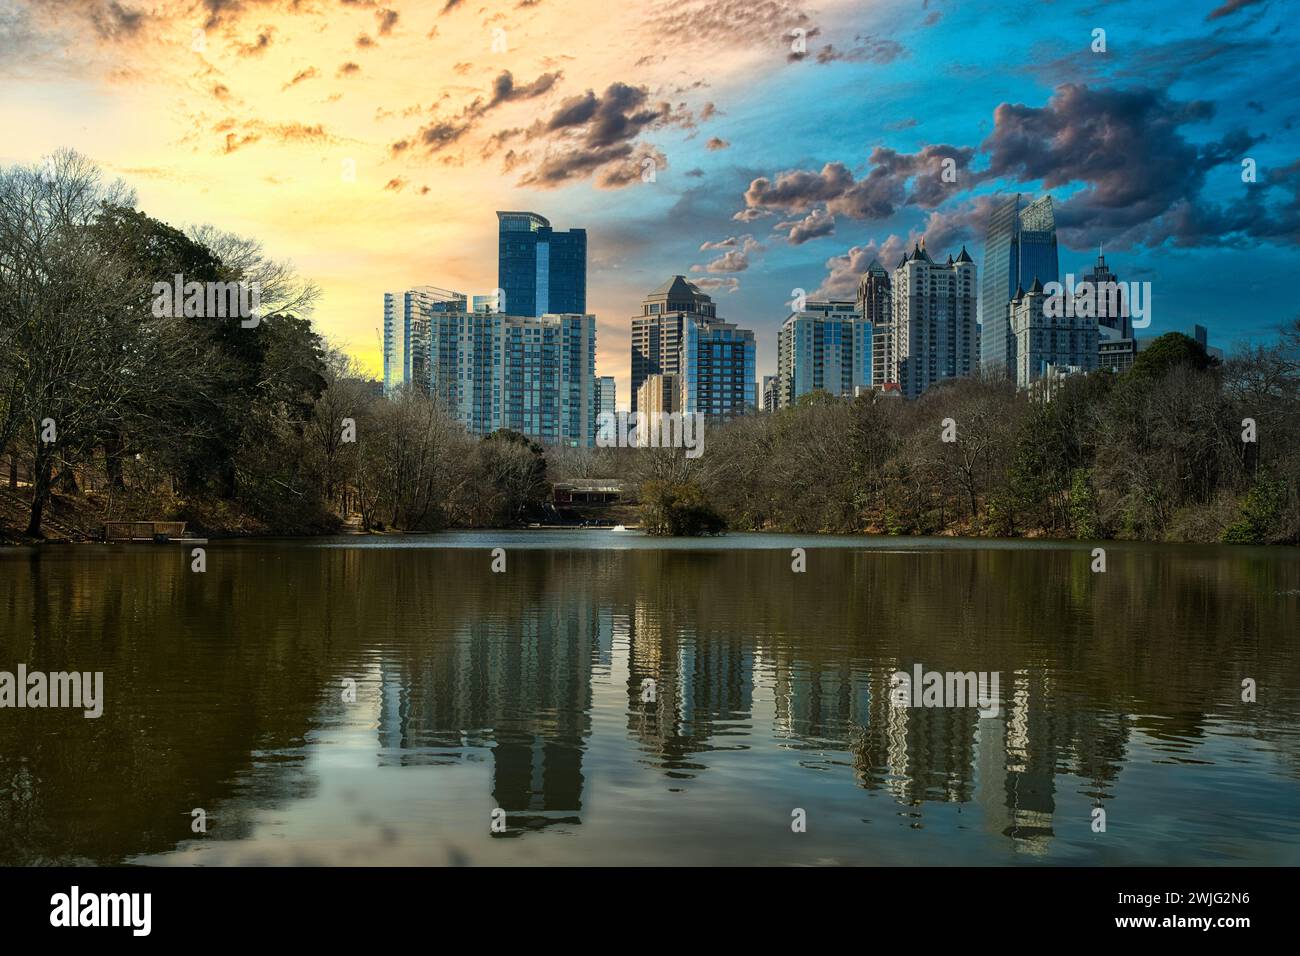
[497, 211, 587, 317]
[637, 373, 679, 416]
[383, 286, 466, 395]
[1008, 277, 1098, 388]
[761, 375, 779, 412]
[979, 194, 1059, 378]
[501, 313, 597, 447]
[594, 376, 616, 418]
[630, 275, 717, 411]
[681, 315, 756, 419]
[776, 299, 869, 408]
[856, 260, 892, 388]
[889, 241, 978, 399]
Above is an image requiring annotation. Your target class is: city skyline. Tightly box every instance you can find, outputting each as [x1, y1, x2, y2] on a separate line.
[2, 0, 1296, 408]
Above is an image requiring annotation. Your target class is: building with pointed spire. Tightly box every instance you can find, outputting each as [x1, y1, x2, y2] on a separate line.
[856, 260, 893, 390]
[1009, 275, 1098, 389]
[887, 239, 978, 399]
[1076, 247, 1138, 374]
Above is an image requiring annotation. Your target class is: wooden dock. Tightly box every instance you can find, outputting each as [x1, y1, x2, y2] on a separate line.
[103, 520, 190, 543]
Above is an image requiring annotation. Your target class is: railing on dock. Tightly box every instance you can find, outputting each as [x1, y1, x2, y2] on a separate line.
[103, 521, 188, 542]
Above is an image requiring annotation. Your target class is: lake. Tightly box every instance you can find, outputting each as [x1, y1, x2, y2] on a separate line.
[2, 531, 1298, 865]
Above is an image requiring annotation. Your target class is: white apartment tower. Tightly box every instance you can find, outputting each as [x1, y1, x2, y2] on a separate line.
[887, 242, 977, 399]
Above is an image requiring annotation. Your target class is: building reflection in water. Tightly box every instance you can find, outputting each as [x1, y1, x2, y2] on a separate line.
[352, 546, 1174, 854]
[4, 540, 1284, 864]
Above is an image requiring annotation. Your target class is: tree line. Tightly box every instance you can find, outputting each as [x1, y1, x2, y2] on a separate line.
[606, 329, 1300, 543]
[4, 151, 1296, 544]
[0, 151, 548, 539]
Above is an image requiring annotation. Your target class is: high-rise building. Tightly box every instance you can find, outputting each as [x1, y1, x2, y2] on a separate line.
[497, 211, 586, 317]
[856, 261, 892, 389]
[387, 286, 596, 444]
[979, 194, 1059, 378]
[761, 375, 779, 412]
[594, 376, 616, 418]
[888, 241, 978, 399]
[631, 275, 717, 410]
[501, 313, 596, 446]
[775, 299, 869, 408]
[681, 317, 755, 419]
[427, 297, 504, 435]
[636, 373, 679, 416]
[1078, 248, 1130, 339]
[1009, 277, 1098, 389]
[383, 286, 467, 395]
[631, 275, 755, 419]
[1075, 248, 1136, 374]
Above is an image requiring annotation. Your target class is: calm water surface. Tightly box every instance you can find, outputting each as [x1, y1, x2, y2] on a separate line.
[2, 531, 1298, 865]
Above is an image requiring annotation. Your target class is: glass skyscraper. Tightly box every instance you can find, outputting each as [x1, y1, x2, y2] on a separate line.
[979, 194, 1059, 377]
[497, 211, 587, 317]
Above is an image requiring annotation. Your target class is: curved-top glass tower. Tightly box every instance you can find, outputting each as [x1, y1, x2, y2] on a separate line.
[497, 210, 587, 317]
[979, 194, 1059, 378]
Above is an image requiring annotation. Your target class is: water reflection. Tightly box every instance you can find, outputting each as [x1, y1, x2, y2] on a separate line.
[1, 538, 1297, 865]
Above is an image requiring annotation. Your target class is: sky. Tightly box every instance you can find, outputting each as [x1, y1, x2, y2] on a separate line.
[1, 0, 1298, 406]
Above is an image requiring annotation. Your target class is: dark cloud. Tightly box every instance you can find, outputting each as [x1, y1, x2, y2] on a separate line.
[791, 35, 906, 66]
[337, 61, 361, 77]
[236, 27, 274, 56]
[742, 145, 976, 222]
[982, 83, 1262, 245]
[489, 70, 562, 106]
[511, 82, 693, 189]
[692, 235, 762, 273]
[213, 117, 331, 154]
[815, 236, 908, 298]
[1207, 0, 1265, 20]
[775, 207, 835, 244]
[706, 136, 729, 150]
[376, 8, 398, 34]
[356, 33, 375, 48]
[910, 193, 1005, 254]
[282, 66, 318, 90]
[32, 0, 149, 41]
[396, 70, 562, 157]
